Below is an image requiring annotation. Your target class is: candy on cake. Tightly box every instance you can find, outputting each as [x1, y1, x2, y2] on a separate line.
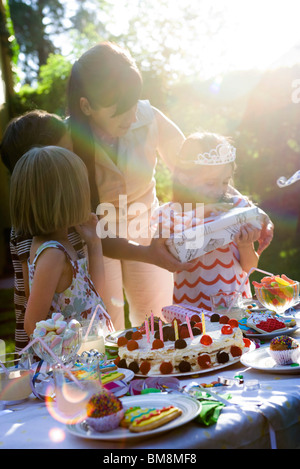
[269, 335, 300, 365]
[86, 389, 124, 432]
[117, 315, 251, 375]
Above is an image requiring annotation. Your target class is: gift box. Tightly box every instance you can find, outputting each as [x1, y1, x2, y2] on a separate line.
[164, 206, 267, 263]
[162, 304, 211, 323]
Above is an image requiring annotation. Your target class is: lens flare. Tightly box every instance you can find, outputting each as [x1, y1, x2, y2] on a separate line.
[45, 381, 93, 425]
[49, 427, 66, 443]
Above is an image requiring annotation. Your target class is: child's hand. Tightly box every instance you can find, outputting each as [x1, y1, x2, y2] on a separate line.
[75, 213, 100, 245]
[257, 219, 274, 255]
[234, 223, 261, 248]
[148, 237, 199, 273]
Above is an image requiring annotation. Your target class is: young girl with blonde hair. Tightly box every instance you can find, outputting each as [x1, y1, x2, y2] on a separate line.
[10, 145, 113, 336]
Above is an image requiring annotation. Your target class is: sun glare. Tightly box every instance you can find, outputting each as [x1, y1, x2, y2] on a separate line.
[107, 0, 300, 79]
[57, 0, 300, 80]
[221, 1, 300, 72]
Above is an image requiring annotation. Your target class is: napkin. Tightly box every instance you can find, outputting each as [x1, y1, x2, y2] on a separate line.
[194, 399, 224, 426]
[193, 392, 231, 426]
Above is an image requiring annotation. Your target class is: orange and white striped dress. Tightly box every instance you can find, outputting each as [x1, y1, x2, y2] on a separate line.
[152, 196, 252, 311]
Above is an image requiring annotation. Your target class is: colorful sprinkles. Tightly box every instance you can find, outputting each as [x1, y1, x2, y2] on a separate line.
[86, 391, 123, 418]
[270, 336, 299, 350]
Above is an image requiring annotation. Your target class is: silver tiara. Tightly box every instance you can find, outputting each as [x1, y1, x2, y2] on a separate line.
[193, 142, 236, 165]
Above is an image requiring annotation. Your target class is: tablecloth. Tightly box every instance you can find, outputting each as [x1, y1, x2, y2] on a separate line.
[1, 352, 299, 450]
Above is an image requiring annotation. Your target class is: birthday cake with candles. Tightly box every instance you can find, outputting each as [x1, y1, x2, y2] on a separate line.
[115, 313, 251, 375]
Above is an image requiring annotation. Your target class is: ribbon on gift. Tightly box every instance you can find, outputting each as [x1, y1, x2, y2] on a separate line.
[277, 170, 300, 188]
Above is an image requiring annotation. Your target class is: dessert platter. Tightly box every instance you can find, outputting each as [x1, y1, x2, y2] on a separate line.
[238, 310, 298, 339]
[238, 275, 299, 339]
[240, 336, 300, 374]
[66, 392, 201, 441]
[114, 313, 254, 377]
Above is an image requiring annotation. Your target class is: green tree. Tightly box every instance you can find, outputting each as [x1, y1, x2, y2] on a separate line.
[8, 0, 65, 83]
[12, 53, 71, 116]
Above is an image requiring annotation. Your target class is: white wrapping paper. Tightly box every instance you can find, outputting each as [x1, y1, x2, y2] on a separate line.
[164, 206, 268, 263]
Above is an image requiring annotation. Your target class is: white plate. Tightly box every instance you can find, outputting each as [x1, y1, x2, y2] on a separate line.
[102, 367, 134, 383]
[240, 340, 300, 374]
[134, 342, 256, 377]
[135, 357, 241, 377]
[243, 324, 299, 340]
[106, 328, 138, 345]
[66, 393, 201, 441]
[101, 368, 134, 398]
[32, 367, 134, 399]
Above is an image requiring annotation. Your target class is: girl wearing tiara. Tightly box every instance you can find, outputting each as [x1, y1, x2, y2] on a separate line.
[152, 132, 266, 310]
[10, 145, 114, 336]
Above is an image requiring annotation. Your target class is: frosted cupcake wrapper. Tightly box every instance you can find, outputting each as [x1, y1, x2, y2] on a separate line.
[86, 408, 124, 432]
[269, 347, 300, 365]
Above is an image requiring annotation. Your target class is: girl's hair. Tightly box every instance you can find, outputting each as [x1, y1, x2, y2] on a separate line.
[176, 131, 234, 167]
[0, 110, 67, 174]
[10, 146, 91, 236]
[67, 41, 143, 211]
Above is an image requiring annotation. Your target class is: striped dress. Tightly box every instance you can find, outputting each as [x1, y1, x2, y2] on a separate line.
[10, 227, 86, 352]
[152, 196, 252, 311]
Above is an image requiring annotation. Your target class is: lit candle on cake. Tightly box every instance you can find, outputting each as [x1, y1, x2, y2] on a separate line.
[202, 313, 206, 335]
[174, 319, 179, 340]
[186, 315, 194, 340]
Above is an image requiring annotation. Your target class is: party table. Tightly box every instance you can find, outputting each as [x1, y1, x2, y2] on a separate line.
[1, 331, 300, 451]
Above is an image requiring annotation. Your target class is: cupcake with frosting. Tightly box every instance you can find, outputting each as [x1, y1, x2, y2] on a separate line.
[86, 389, 124, 432]
[269, 336, 300, 365]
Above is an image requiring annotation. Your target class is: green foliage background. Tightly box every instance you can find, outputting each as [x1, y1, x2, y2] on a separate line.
[2, 0, 300, 351]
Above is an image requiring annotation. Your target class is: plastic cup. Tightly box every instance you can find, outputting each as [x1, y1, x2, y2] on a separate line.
[210, 291, 245, 319]
[49, 363, 102, 424]
[78, 320, 105, 355]
[0, 353, 33, 404]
